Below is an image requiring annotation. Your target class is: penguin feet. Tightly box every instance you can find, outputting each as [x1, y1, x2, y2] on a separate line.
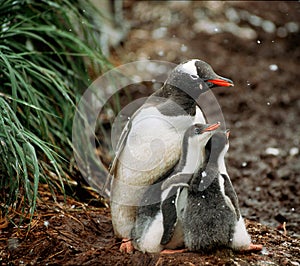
[160, 248, 188, 254]
[238, 243, 263, 253]
[247, 243, 263, 251]
[120, 238, 135, 254]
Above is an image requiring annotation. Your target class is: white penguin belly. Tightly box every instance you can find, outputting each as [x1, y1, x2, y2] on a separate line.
[120, 121, 180, 184]
[114, 107, 194, 186]
[218, 175, 251, 250]
[111, 107, 194, 238]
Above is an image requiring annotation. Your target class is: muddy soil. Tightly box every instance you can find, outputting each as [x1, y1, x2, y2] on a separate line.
[1, 1, 300, 265]
[1, 197, 299, 265]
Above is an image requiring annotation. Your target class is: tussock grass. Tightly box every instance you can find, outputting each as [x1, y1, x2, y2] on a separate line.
[0, 0, 110, 221]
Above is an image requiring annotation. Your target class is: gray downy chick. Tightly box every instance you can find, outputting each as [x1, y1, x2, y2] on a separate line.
[162, 131, 251, 252]
[131, 122, 220, 253]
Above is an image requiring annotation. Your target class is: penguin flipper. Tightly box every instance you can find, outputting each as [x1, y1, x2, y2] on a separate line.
[160, 173, 191, 245]
[101, 118, 133, 194]
[193, 168, 219, 192]
[160, 192, 178, 245]
[102, 100, 165, 194]
[111, 118, 132, 174]
[161, 173, 192, 191]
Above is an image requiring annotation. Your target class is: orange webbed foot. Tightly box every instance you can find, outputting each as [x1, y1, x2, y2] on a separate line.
[160, 248, 188, 254]
[248, 243, 263, 251]
[242, 243, 263, 252]
[120, 238, 134, 254]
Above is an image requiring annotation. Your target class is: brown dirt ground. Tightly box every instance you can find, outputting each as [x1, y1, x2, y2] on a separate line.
[1, 1, 300, 265]
[1, 197, 299, 266]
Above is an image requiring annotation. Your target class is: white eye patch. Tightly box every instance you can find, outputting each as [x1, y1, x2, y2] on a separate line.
[178, 59, 198, 76]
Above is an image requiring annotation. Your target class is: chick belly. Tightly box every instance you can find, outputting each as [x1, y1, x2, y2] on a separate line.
[231, 217, 251, 250]
[133, 211, 184, 253]
[136, 211, 164, 253]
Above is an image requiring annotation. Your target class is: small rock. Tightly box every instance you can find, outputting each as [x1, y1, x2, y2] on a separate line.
[265, 147, 280, 156]
[44, 220, 50, 227]
[260, 247, 269, 255]
[269, 64, 278, 71]
[277, 167, 290, 179]
[289, 147, 299, 156]
[241, 161, 247, 167]
[290, 261, 300, 266]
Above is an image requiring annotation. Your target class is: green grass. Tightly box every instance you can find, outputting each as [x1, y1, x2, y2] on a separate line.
[0, 0, 111, 221]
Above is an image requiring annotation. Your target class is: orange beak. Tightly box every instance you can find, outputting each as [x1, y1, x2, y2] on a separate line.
[204, 122, 220, 132]
[207, 77, 234, 87]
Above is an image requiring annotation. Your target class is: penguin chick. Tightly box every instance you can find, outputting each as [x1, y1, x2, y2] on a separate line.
[205, 131, 253, 251]
[162, 131, 251, 252]
[131, 122, 220, 253]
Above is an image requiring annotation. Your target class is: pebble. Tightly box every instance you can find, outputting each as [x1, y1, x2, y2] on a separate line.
[265, 147, 280, 156]
[44, 221, 49, 227]
[180, 44, 188, 52]
[277, 167, 290, 179]
[289, 147, 299, 156]
[152, 27, 167, 39]
[157, 50, 164, 56]
[269, 64, 278, 71]
[260, 247, 269, 255]
[290, 261, 300, 266]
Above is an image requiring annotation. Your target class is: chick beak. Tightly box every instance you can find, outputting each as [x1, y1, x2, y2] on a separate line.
[204, 122, 220, 132]
[226, 129, 230, 139]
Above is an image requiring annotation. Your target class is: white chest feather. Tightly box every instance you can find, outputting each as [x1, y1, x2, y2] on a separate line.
[218, 175, 235, 213]
[217, 143, 229, 175]
[181, 138, 205, 173]
[117, 107, 193, 185]
[195, 106, 206, 124]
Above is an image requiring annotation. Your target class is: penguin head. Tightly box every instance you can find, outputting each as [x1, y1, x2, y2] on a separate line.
[192, 60, 234, 89]
[166, 59, 234, 98]
[185, 122, 221, 148]
[161, 122, 220, 191]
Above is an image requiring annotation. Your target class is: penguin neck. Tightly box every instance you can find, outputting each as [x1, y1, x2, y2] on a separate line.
[178, 138, 206, 174]
[154, 84, 197, 116]
[206, 146, 227, 174]
[217, 156, 228, 175]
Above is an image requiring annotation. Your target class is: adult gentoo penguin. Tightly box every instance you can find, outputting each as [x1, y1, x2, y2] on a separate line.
[131, 122, 220, 253]
[162, 131, 262, 252]
[109, 59, 234, 252]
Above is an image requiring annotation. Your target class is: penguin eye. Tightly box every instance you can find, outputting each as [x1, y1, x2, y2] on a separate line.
[194, 128, 201, 135]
